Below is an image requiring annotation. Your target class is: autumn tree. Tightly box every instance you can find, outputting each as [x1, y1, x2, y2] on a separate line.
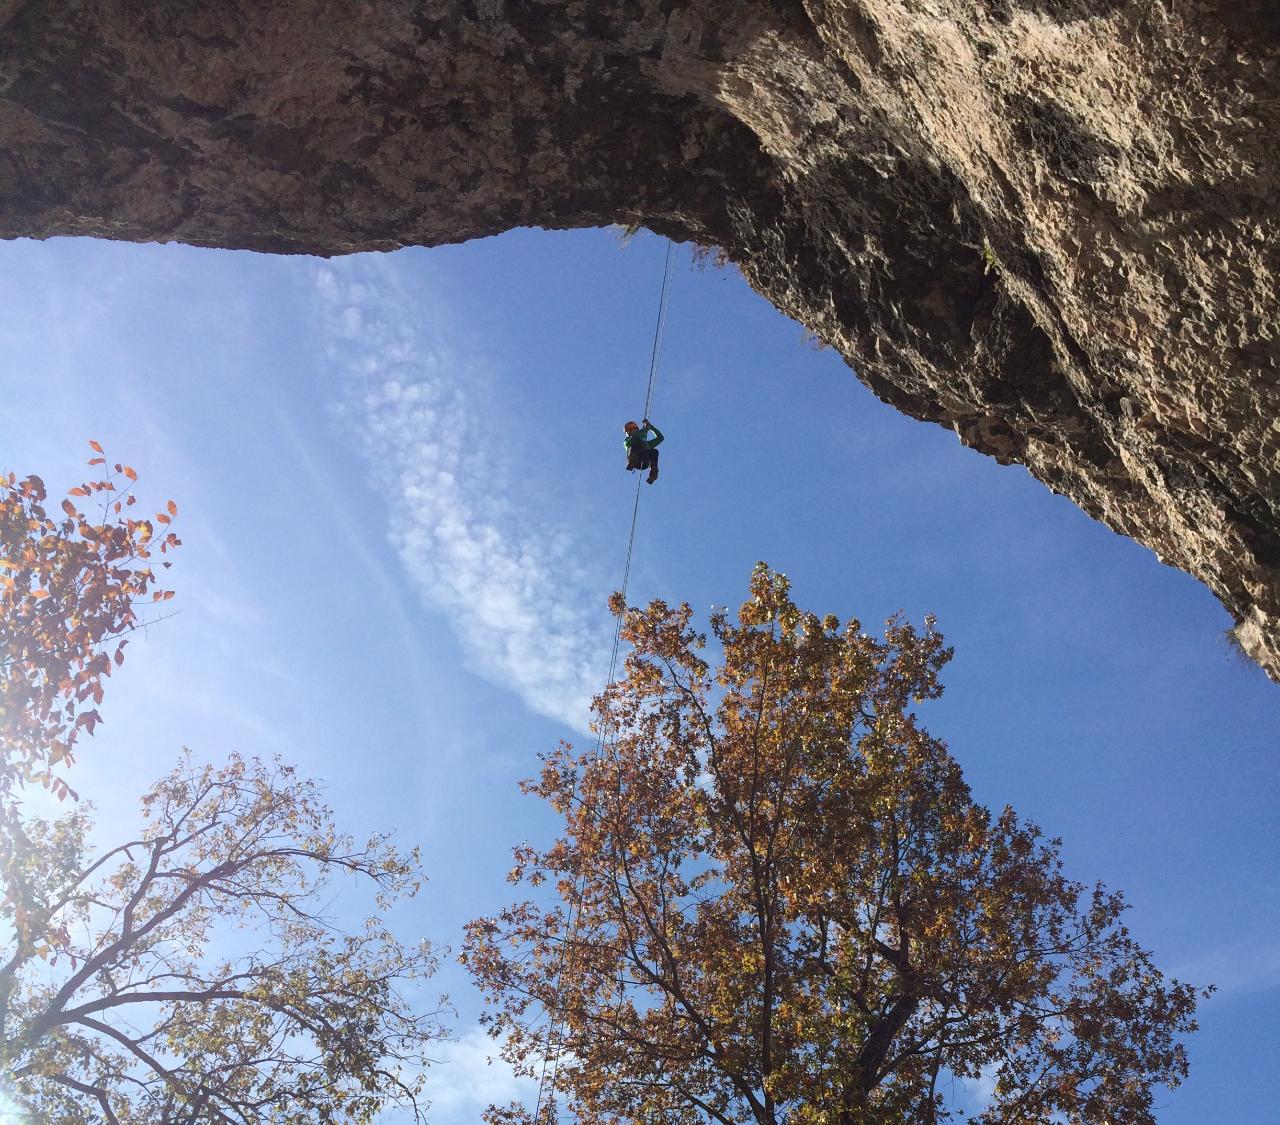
[0, 445, 179, 802]
[1, 751, 447, 1123]
[464, 565, 1205, 1125]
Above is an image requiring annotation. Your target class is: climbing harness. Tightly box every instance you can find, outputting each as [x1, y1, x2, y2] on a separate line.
[530, 239, 675, 1123]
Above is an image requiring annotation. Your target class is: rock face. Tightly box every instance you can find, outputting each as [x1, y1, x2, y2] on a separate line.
[2, 0, 1277, 673]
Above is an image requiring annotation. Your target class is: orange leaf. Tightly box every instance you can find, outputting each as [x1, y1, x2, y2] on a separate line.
[88, 457, 105, 466]
[32, 588, 49, 599]
[123, 466, 138, 482]
[88, 440, 103, 454]
[166, 499, 177, 516]
[68, 486, 88, 497]
[156, 512, 171, 525]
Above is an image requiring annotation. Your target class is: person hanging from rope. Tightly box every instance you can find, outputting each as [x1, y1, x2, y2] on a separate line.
[623, 418, 663, 484]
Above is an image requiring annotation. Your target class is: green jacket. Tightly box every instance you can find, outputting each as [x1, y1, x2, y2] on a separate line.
[624, 422, 664, 452]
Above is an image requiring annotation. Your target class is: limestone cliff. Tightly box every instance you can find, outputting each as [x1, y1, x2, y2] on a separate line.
[2, 0, 1276, 674]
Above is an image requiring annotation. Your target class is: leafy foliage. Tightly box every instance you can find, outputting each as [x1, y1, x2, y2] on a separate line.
[464, 565, 1205, 1124]
[2, 751, 447, 1123]
[0, 445, 180, 801]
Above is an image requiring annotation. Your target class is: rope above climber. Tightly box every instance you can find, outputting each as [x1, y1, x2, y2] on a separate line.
[624, 418, 663, 484]
[532, 243, 674, 1125]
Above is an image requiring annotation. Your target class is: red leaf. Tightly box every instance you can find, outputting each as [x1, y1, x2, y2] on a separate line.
[75, 710, 103, 735]
[88, 457, 105, 466]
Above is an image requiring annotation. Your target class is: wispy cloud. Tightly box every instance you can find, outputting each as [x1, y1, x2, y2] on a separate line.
[1173, 939, 1280, 1000]
[426, 1025, 539, 1122]
[960, 1061, 999, 1111]
[312, 257, 611, 733]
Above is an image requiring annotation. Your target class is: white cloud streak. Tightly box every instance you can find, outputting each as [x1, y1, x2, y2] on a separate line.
[313, 257, 611, 733]
[1173, 940, 1280, 1000]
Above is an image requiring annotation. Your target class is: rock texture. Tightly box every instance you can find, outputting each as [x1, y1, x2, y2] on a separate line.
[2, 0, 1277, 674]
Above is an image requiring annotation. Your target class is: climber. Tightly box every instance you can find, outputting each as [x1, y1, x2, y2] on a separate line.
[623, 418, 663, 484]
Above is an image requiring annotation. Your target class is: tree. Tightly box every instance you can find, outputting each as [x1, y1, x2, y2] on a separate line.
[464, 565, 1205, 1124]
[1, 751, 447, 1123]
[0, 445, 179, 802]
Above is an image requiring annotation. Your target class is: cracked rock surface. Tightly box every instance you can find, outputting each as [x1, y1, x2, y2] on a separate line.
[2, 0, 1277, 674]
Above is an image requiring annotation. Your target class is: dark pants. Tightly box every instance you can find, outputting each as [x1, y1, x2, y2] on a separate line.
[626, 445, 658, 474]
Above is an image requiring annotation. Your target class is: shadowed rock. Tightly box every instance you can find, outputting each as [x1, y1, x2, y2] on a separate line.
[2, 0, 1276, 674]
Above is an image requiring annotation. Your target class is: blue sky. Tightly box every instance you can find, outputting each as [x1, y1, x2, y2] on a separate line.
[1, 229, 1277, 1122]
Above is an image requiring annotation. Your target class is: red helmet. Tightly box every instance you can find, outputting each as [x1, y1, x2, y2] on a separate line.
[623, 420, 640, 433]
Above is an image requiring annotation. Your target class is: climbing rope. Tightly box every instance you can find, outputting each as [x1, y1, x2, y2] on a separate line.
[530, 238, 675, 1124]
[642, 240, 674, 421]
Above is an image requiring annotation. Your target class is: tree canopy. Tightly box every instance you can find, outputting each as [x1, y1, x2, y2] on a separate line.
[2, 752, 446, 1124]
[0, 450, 447, 1122]
[0, 446, 179, 801]
[464, 565, 1204, 1124]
